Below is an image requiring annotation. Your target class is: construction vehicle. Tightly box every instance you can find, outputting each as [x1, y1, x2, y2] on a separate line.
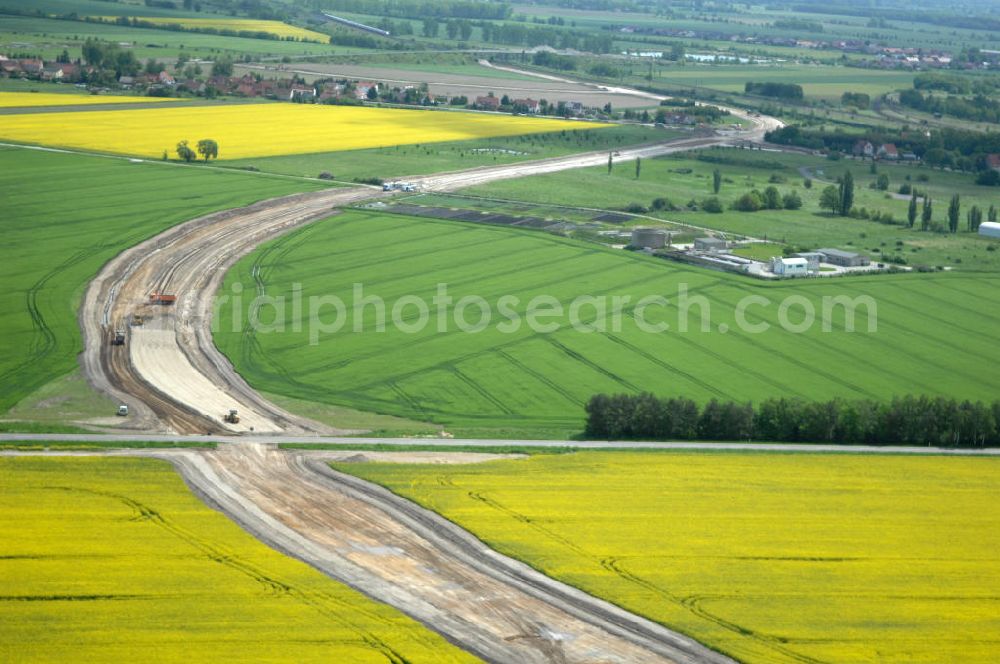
[149, 292, 177, 305]
[117, 404, 129, 416]
[224, 409, 240, 424]
[132, 313, 144, 326]
[111, 329, 126, 345]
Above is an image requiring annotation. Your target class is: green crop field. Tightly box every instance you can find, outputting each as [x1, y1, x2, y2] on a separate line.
[0, 456, 475, 662]
[0, 147, 328, 415]
[341, 451, 1000, 664]
[225, 124, 668, 181]
[459, 147, 1000, 271]
[215, 209, 1000, 438]
[632, 64, 915, 101]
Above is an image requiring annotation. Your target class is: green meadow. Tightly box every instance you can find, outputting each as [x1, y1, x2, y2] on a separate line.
[0, 147, 327, 414]
[638, 63, 916, 101]
[215, 209, 1000, 438]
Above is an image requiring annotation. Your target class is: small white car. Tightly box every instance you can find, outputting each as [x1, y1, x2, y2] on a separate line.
[117, 404, 129, 416]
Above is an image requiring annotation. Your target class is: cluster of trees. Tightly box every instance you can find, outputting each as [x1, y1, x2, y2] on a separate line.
[584, 393, 1000, 447]
[420, 17, 473, 40]
[532, 51, 577, 71]
[659, 98, 729, 121]
[899, 89, 1000, 124]
[818, 170, 853, 216]
[81, 38, 140, 78]
[744, 81, 804, 100]
[175, 139, 218, 163]
[840, 91, 870, 109]
[732, 186, 802, 212]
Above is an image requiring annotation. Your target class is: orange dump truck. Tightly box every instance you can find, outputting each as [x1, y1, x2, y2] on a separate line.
[149, 292, 177, 305]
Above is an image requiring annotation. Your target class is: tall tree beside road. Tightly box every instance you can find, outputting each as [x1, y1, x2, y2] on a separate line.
[839, 170, 854, 217]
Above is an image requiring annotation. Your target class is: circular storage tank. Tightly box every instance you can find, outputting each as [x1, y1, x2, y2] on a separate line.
[631, 228, 668, 249]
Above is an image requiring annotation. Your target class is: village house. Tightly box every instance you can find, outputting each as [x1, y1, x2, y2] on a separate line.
[852, 140, 875, 158]
[513, 98, 540, 113]
[475, 94, 500, 110]
[18, 59, 44, 77]
[355, 81, 377, 100]
[877, 143, 899, 160]
[289, 85, 315, 101]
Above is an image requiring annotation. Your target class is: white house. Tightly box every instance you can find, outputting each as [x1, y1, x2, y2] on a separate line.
[771, 256, 810, 276]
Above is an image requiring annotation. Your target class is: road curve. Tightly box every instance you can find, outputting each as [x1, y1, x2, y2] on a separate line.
[79, 186, 386, 435]
[79, 131, 753, 437]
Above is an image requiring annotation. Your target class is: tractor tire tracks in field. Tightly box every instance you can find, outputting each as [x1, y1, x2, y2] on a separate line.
[155, 443, 736, 664]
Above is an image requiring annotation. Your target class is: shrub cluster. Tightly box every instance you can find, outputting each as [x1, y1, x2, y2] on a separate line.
[584, 393, 1000, 447]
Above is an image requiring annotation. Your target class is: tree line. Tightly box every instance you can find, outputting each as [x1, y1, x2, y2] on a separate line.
[745, 81, 804, 100]
[584, 393, 1000, 447]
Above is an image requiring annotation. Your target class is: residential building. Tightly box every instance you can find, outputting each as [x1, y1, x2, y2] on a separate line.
[877, 143, 899, 160]
[475, 94, 500, 110]
[513, 98, 540, 113]
[355, 81, 377, 99]
[852, 140, 875, 158]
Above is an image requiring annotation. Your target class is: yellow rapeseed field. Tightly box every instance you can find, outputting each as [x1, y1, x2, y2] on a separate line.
[0, 91, 181, 108]
[93, 17, 329, 42]
[0, 103, 599, 159]
[0, 457, 478, 663]
[343, 452, 1000, 664]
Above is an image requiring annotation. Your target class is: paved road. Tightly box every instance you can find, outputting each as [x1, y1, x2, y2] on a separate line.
[4, 433, 996, 456]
